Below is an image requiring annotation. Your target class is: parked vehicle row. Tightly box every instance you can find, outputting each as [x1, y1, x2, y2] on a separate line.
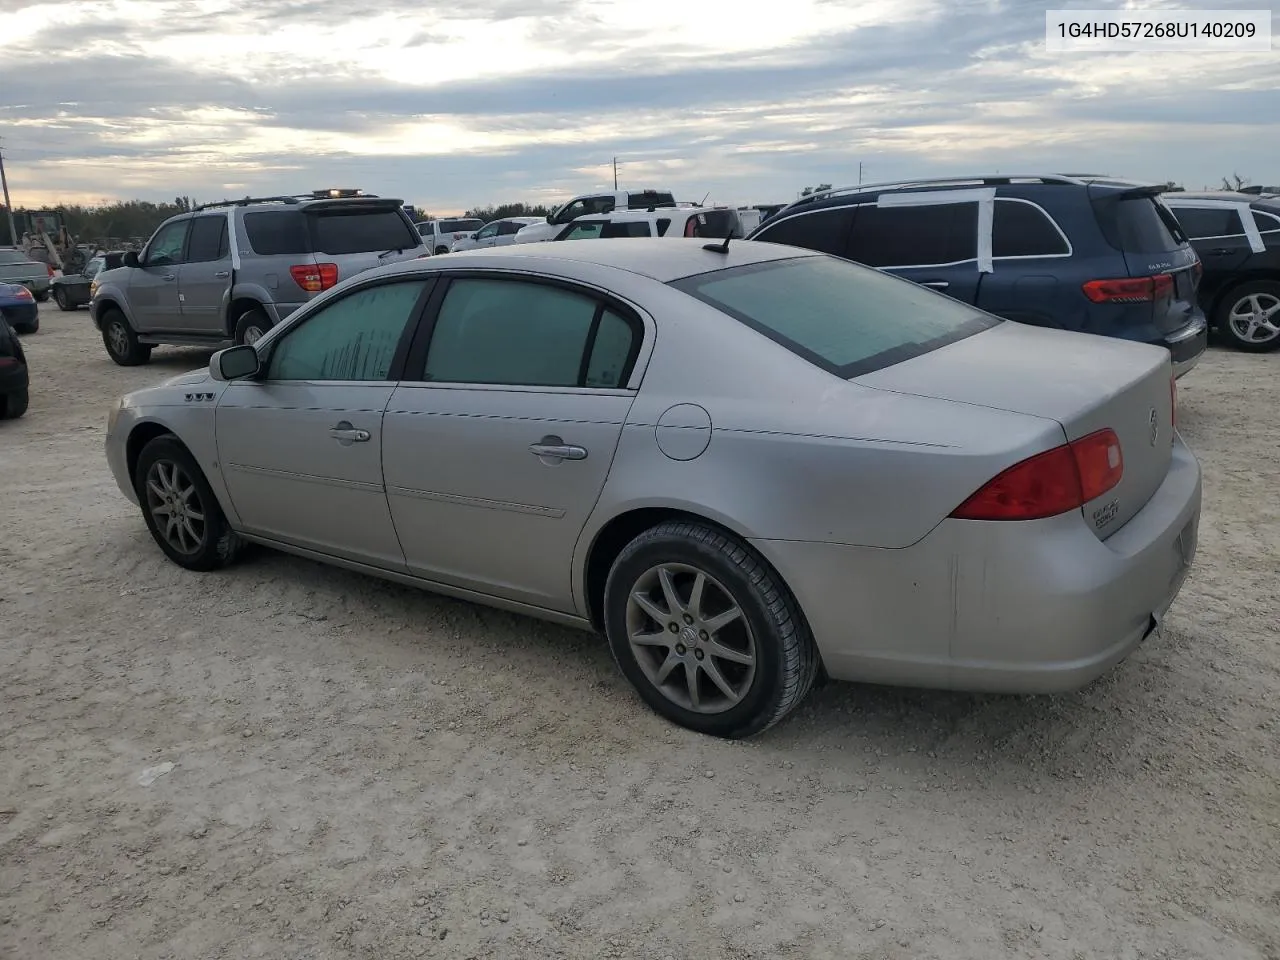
[103, 238, 1200, 738]
[0, 248, 54, 302]
[0, 286, 31, 419]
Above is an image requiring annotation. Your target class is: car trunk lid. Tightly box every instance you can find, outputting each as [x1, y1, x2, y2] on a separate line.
[854, 321, 1175, 540]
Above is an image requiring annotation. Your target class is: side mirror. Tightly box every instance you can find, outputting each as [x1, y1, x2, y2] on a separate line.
[545, 214, 554, 224]
[210, 344, 261, 381]
[123, 251, 140, 268]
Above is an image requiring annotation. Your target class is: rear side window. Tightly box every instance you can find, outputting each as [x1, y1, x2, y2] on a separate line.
[755, 207, 855, 257]
[244, 211, 309, 255]
[656, 218, 672, 236]
[559, 222, 604, 241]
[1255, 210, 1280, 235]
[628, 191, 675, 208]
[1172, 206, 1246, 239]
[186, 216, 229, 263]
[310, 210, 419, 255]
[671, 256, 999, 379]
[1092, 195, 1186, 253]
[601, 221, 651, 238]
[992, 200, 1069, 257]
[848, 202, 979, 267]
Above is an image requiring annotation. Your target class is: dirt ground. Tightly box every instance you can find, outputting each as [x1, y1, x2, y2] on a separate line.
[1, 301, 1277, 960]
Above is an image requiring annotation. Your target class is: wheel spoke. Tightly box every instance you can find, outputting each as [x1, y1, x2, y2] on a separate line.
[687, 572, 706, 620]
[150, 504, 171, 519]
[630, 630, 671, 648]
[703, 605, 742, 635]
[701, 657, 738, 702]
[706, 640, 753, 666]
[185, 505, 205, 523]
[632, 591, 668, 625]
[146, 479, 166, 501]
[685, 662, 701, 708]
[181, 516, 202, 545]
[655, 651, 681, 684]
[657, 567, 683, 616]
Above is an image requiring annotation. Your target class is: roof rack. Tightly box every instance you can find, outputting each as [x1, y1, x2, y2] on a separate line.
[193, 192, 381, 212]
[788, 174, 1094, 209]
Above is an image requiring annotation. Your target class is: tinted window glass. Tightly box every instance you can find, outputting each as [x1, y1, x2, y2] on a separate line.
[186, 216, 228, 263]
[245, 211, 309, 255]
[497, 221, 523, 235]
[1255, 210, 1280, 234]
[656, 218, 672, 236]
[146, 220, 189, 264]
[601, 221, 651, 238]
[1172, 206, 1245, 239]
[559, 222, 604, 241]
[992, 200, 1069, 257]
[755, 207, 855, 257]
[475, 222, 500, 240]
[267, 281, 427, 381]
[440, 218, 484, 233]
[309, 210, 418, 255]
[848, 202, 979, 267]
[671, 256, 999, 378]
[1093, 195, 1186, 253]
[585, 310, 636, 388]
[424, 279, 637, 387]
[628, 191, 675, 208]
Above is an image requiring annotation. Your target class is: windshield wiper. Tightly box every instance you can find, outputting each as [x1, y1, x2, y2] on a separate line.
[377, 247, 404, 259]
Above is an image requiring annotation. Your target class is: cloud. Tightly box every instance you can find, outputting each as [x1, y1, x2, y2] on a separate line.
[1, 0, 1277, 211]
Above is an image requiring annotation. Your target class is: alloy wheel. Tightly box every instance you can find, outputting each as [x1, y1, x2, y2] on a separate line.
[625, 563, 757, 714]
[144, 460, 207, 555]
[1228, 292, 1280, 344]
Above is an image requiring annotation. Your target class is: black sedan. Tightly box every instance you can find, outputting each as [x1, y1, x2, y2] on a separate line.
[1165, 191, 1280, 352]
[0, 281, 39, 334]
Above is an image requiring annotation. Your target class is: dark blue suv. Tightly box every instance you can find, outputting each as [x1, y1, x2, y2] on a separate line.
[747, 174, 1208, 377]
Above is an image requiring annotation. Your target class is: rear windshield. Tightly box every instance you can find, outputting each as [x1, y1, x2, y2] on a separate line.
[670, 256, 1000, 378]
[0, 252, 31, 265]
[1093, 195, 1187, 254]
[439, 218, 484, 233]
[628, 191, 675, 208]
[243, 208, 419, 256]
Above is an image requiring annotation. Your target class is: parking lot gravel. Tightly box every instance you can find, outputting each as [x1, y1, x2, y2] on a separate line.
[2, 302, 1278, 960]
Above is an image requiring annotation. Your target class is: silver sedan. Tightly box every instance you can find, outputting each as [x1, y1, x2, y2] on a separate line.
[104, 239, 1201, 738]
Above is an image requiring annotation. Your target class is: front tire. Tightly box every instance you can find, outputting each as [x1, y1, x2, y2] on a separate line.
[54, 287, 72, 311]
[101, 309, 152, 366]
[435, 245, 449, 255]
[1216, 281, 1280, 352]
[234, 307, 272, 345]
[133, 435, 244, 571]
[603, 520, 820, 739]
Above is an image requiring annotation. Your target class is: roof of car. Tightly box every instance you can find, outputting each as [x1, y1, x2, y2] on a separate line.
[386, 237, 814, 283]
[1166, 191, 1257, 201]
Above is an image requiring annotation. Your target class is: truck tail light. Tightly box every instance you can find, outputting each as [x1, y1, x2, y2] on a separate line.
[289, 263, 338, 293]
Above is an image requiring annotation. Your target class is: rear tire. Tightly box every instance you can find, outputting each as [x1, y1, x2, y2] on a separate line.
[133, 435, 245, 571]
[1216, 281, 1280, 352]
[1, 388, 28, 420]
[34, 289, 49, 303]
[603, 520, 820, 739]
[101, 309, 152, 366]
[54, 287, 72, 311]
[234, 307, 272, 346]
[16, 317, 38, 334]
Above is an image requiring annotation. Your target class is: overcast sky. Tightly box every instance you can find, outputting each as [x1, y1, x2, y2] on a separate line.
[2, 0, 1277, 214]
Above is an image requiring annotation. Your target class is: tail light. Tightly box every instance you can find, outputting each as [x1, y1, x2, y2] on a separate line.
[950, 429, 1124, 521]
[0, 356, 19, 369]
[13, 286, 34, 302]
[1082, 274, 1174, 304]
[47, 264, 56, 277]
[289, 263, 338, 293]
[684, 216, 698, 238]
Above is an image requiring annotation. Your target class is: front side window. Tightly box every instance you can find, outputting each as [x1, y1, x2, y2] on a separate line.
[1172, 206, 1246, 240]
[145, 220, 190, 265]
[475, 222, 500, 240]
[556, 199, 590, 224]
[85, 258, 104, 278]
[559, 221, 605, 241]
[266, 280, 429, 381]
[847, 202, 979, 268]
[671, 255, 999, 379]
[755, 207, 855, 258]
[423, 278, 640, 388]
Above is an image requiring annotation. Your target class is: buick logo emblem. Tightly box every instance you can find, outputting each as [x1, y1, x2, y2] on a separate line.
[1148, 408, 1159, 447]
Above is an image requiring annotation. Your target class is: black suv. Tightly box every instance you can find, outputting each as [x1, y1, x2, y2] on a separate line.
[746, 174, 1207, 377]
[1164, 191, 1280, 352]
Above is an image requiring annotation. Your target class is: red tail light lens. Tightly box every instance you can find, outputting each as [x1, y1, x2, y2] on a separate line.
[289, 263, 339, 293]
[1082, 274, 1173, 304]
[47, 264, 56, 277]
[950, 429, 1124, 521]
[13, 286, 34, 301]
[684, 216, 698, 238]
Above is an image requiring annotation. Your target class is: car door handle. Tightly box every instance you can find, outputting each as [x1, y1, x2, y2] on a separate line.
[921, 280, 950, 289]
[214, 270, 231, 279]
[529, 436, 587, 461]
[329, 421, 371, 444]
[1205, 248, 1233, 256]
[162, 274, 176, 281]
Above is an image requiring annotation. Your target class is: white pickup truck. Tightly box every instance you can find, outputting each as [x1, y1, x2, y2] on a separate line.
[414, 217, 486, 255]
[513, 188, 678, 244]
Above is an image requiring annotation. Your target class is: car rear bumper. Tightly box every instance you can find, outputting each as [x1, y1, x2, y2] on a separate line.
[1164, 315, 1208, 379]
[753, 436, 1202, 693]
[0, 303, 39, 328]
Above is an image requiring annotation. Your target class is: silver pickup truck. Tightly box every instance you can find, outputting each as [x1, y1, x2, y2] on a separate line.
[0, 249, 53, 300]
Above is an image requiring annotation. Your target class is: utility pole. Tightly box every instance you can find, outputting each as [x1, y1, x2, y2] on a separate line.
[0, 140, 17, 247]
[613, 157, 619, 189]
[858, 162, 863, 186]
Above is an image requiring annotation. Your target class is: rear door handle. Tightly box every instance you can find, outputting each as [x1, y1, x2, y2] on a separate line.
[329, 420, 371, 444]
[1205, 248, 1234, 256]
[921, 281, 949, 290]
[214, 270, 231, 279]
[162, 274, 176, 281]
[529, 435, 587, 461]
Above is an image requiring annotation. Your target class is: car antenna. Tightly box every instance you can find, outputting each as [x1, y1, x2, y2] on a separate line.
[703, 231, 731, 254]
